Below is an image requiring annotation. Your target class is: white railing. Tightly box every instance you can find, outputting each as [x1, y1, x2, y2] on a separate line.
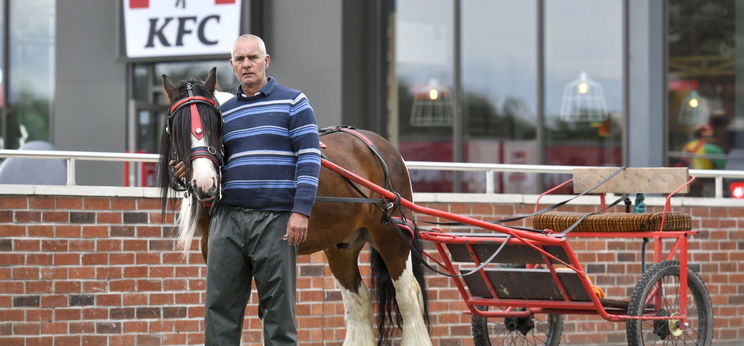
[1, 149, 744, 198]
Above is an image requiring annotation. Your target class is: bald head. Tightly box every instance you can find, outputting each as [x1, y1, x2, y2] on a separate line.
[232, 34, 268, 59]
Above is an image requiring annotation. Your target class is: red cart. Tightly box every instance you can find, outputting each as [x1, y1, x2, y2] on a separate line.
[323, 161, 713, 345]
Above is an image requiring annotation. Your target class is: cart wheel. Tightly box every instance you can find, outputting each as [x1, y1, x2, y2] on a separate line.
[626, 260, 713, 346]
[472, 305, 563, 346]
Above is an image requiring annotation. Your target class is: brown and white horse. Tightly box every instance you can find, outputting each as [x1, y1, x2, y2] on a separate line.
[158, 68, 431, 345]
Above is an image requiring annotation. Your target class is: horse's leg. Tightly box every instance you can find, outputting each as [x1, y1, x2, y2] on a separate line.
[372, 232, 431, 346]
[325, 243, 375, 346]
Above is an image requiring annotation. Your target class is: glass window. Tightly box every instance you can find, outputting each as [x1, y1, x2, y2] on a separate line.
[667, 0, 738, 196]
[0, 0, 5, 148]
[395, 0, 455, 192]
[131, 60, 237, 154]
[462, 0, 538, 193]
[7, 0, 55, 149]
[544, 0, 624, 170]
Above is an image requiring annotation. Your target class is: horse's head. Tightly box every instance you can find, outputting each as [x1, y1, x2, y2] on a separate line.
[159, 67, 223, 202]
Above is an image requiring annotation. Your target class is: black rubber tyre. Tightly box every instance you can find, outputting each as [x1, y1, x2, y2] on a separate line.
[472, 305, 563, 346]
[626, 260, 713, 345]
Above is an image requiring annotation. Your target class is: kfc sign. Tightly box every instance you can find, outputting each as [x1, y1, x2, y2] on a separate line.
[123, 0, 242, 58]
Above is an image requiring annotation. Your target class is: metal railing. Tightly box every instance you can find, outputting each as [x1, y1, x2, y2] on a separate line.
[2, 149, 744, 198]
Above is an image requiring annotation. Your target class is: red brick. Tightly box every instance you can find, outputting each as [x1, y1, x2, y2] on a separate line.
[55, 281, 81, 293]
[54, 308, 82, 321]
[15, 211, 41, 223]
[123, 321, 147, 333]
[55, 225, 81, 237]
[13, 267, 39, 280]
[111, 198, 136, 210]
[137, 225, 161, 237]
[82, 225, 108, 238]
[41, 240, 68, 252]
[0, 224, 25, 237]
[26, 253, 54, 265]
[96, 267, 122, 279]
[13, 322, 40, 335]
[54, 253, 81, 266]
[82, 253, 107, 265]
[136, 253, 161, 264]
[110, 253, 135, 265]
[150, 266, 174, 278]
[40, 267, 68, 279]
[124, 266, 149, 278]
[137, 198, 161, 210]
[0, 196, 28, 208]
[68, 239, 94, 251]
[108, 335, 136, 346]
[110, 280, 136, 292]
[123, 294, 147, 306]
[96, 212, 122, 223]
[27, 225, 55, 237]
[53, 336, 81, 344]
[174, 320, 200, 332]
[163, 279, 187, 291]
[69, 322, 95, 334]
[26, 281, 53, 294]
[150, 293, 174, 305]
[0, 309, 25, 321]
[83, 197, 110, 210]
[42, 211, 69, 223]
[15, 239, 40, 251]
[137, 279, 162, 291]
[69, 267, 95, 279]
[123, 239, 148, 251]
[82, 308, 107, 320]
[27, 309, 53, 322]
[96, 239, 121, 251]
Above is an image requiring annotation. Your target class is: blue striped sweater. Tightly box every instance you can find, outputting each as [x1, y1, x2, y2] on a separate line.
[218, 78, 321, 216]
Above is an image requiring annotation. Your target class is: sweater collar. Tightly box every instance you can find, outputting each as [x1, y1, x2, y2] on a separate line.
[235, 77, 276, 100]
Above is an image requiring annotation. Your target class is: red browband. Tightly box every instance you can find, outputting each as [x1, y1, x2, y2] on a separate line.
[168, 96, 216, 114]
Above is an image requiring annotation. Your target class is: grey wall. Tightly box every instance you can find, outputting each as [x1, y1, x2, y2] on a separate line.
[263, 0, 343, 129]
[54, 0, 127, 185]
[627, 0, 665, 167]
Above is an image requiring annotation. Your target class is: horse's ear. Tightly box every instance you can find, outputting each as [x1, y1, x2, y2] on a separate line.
[162, 74, 178, 102]
[205, 67, 217, 94]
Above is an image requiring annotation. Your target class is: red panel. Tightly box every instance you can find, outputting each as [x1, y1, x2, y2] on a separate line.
[129, 0, 149, 9]
[215, 0, 236, 4]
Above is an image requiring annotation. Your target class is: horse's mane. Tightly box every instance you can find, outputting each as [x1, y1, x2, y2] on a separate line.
[158, 79, 223, 214]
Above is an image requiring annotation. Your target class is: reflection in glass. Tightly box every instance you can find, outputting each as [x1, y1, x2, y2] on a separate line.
[396, 0, 454, 192]
[544, 0, 623, 171]
[667, 0, 737, 196]
[462, 0, 538, 193]
[8, 0, 55, 149]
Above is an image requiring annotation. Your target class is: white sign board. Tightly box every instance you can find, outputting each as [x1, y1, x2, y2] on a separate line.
[123, 0, 242, 58]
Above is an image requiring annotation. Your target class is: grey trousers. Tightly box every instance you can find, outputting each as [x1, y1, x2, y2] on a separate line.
[205, 206, 298, 346]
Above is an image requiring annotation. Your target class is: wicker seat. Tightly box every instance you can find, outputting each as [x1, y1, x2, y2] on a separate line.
[532, 211, 692, 233]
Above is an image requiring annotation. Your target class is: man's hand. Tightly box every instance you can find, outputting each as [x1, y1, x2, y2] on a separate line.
[283, 212, 308, 246]
[169, 160, 188, 182]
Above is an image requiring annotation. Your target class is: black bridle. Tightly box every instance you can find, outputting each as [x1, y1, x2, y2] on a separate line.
[166, 82, 224, 199]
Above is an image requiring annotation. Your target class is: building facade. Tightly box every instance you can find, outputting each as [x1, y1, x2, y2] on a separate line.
[0, 0, 741, 194]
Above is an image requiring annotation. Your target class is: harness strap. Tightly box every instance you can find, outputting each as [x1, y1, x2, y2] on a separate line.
[191, 146, 223, 166]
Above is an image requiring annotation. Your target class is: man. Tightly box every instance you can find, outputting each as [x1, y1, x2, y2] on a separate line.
[205, 34, 321, 345]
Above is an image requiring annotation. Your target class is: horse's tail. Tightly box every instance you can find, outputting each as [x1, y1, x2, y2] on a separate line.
[175, 195, 199, 257]
[371, 237, 430, 344]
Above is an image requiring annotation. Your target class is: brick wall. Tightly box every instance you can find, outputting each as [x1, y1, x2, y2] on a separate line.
[1, 194, 742, 345]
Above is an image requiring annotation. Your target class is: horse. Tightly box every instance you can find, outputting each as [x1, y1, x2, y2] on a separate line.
[157, 68, 432, 345]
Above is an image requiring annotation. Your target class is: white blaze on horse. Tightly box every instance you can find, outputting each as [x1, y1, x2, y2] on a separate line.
[158, 68, 432, 345]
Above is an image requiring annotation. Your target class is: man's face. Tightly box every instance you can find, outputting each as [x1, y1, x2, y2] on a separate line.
[230, 38, 270, 92]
